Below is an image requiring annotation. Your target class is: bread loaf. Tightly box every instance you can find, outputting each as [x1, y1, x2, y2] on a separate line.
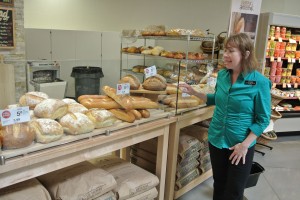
[102, 86, 134, 110]
[58, 112, 95, 135]
[142, 74, 167, 91]
[109, 109, 135, 123]
[169, 98, 200, 108]
[130, 96, 159, 109]
[67, 103, 88, 114]
[62, 98, 77, 104]
[138, 109, 150, 118]
[129, 109, 142, 120]
[166, 84, 182, 94]
[19, 92, 49, 109]
[80, 98, 122, 109]
[0, 122, 35, 149]
[78, 95, 109, 103]
[31, 118, 64, 143]
[119, 74, 141, 90]
[85, 108, 121, 128]
[34, 99, 68, 119]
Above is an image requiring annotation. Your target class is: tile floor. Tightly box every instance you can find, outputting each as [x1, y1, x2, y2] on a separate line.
[177, 135, 300, 200]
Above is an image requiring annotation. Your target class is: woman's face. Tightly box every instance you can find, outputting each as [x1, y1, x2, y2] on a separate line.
[223, 44, 242, 71]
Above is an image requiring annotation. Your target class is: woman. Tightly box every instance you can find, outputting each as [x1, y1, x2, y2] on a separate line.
[180, 33, 271, 200]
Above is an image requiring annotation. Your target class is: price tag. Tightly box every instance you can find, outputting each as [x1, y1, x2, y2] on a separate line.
[270, 56, 274, 62]
[292, 58, 296, 63]
[144, 65, 157, 79]
[278, 37, 283, 42]
[289, 39, 296, 43]
[283, 83, 287, 88]
[181, 93, 190, 97]
[294, 83, 298, 88]
[277, 57, 281, 62]
[0, 107, 30, 126]
[272, 83, 277, 88]
[288, 57, 292, 63]
[270, 36, 275, 41]
[287, 83, 292, 88]
[116, 83, 130, 95]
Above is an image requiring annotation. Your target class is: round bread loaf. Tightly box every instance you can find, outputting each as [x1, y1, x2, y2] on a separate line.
[142, 74, 167, 91]
[19, 91, 49, 109]
[119, 74, 141, 90]
[0, 122, 35, 149]
[59, 112, 95, 135]
[31, 118, 64, 143]
[34, 99, 68, 119]
[67, 103, 88, 114]
[62, 98, 77, 104]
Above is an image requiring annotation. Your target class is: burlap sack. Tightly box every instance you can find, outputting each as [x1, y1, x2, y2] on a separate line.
[176, 159, 199, 179]
[89, 156, 159, 200]
[126, 187, 158, 200]
[178, 134, 201, 159]
[199, 162, 212, 174]
[177, 151, 200, 168]
[37, 161, 117, 200]
[180, 125, 208, 142]
[131, 155, 156, 174]
[0, 178, 51, 200]
[198, 152, 211, 165]
[175, 168, 200, 189]
[94, 191, 116, 200]
[130, 147, 157, 164]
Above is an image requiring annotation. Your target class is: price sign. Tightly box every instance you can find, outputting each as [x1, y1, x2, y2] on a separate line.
[287, 83, 292, 88]
[278, 38, 283, 42]
[181, 93, 190, 97]
[295, 83, 298, 88]
[289, 39, 296, 43]
[292, 58, 296, 63]
[270, 36, 275, 41]
[283, 83, 287, 88]
[288, 57, 292, 63]
[270, 56, 274, 62]
[277, 57, 281, 62]
[144, 65, 157, 79]
[116, 83, 130, 95]
[0, 107, 30, 126]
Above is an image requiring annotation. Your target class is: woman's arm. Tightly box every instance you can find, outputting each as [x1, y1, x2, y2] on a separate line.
[179, 83, 208, 103]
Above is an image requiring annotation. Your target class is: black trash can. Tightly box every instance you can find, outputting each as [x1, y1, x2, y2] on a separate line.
[71, 66, 104, 100]
[245, 162, 265, 188]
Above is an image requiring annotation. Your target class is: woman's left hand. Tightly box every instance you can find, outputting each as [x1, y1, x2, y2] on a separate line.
[229, 143, 248, 165]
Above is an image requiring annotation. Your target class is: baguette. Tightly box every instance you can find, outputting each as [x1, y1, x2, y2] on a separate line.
[129, 109, 142, 120]
[102, 86, 134, 110]
[138, 109, 150, 118]
[109, 109, 135, 123]
[169, 98, 199, 108]
[130, 96, 159, 109]
[80, 98, 121, 109]
[78, 95, 109, 102]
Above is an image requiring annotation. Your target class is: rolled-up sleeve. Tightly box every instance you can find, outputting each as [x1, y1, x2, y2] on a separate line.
[249, 79, 272, 136]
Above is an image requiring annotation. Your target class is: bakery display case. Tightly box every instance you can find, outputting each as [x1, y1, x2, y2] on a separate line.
[120, 27, 218, 115]
[255, 12, 300, 133]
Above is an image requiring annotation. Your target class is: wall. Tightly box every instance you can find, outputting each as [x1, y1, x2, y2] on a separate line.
[0, 0, 26, 101]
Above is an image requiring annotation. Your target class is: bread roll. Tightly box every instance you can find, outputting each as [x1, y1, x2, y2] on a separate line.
[67, 103, 88, 114]
[19, 92, 49, 109]
[0, 122, 35, 149]
[108, 109, 135, 123]
[86, 108, 121, 128]
[142, 74, 167, 91]
[102, 86, 134, 110]
[119, 74, 141, 90]
[34, 99, 68, 119]
[31, 118, 64, 143]
[58, 112, 95, 135]
[80, 98, 121, 109]
[138, 109, 150, 118]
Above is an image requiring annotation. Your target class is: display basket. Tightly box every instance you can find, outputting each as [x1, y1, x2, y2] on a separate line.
[270, 109, 282, 122]
[257, 130, 278, 145]
[271, 88, 285, 107]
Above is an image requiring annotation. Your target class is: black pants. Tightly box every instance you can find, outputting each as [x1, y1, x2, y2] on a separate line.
[209, 143, 255, 200]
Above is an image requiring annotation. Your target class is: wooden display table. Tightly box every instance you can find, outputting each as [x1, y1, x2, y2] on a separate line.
[0, 113, 175, 200]
[165, 106, 215, 200]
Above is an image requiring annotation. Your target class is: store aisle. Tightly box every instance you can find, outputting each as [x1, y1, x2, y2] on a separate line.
[177, 135, 300, 200]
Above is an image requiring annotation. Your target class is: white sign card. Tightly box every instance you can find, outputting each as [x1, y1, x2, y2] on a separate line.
[0, 106, 30, 126]
[144, 65, 157, 79]
[116, 83, 130, 95]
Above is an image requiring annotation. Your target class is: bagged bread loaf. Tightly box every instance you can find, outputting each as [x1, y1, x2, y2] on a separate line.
[19, 91, 49, 109]
[38, 161, 117, 200]
[0, 178, 51, 200]
[142, 74, 167, 91]
[30, 118, 64, 143]
[0, 122, 35, 149]
[89, 156, 159, 200]
[34, 99, 68, 119]
[58, 112, 95, 135]
[119, 74, 141, 90]
[85, 108, 121, 128]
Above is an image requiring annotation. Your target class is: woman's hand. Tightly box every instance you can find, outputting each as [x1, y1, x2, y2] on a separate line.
[178, 83, 195, 95]
[229, 143, 248, 165]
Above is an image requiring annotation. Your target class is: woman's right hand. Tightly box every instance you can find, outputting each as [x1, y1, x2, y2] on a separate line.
[178, 83, 195, 95]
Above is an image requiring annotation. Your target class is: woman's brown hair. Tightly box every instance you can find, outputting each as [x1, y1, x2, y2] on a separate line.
[224, 33, 258, 73]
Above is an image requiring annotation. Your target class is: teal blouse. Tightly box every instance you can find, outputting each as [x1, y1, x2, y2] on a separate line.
[206, 69, 271, 149]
